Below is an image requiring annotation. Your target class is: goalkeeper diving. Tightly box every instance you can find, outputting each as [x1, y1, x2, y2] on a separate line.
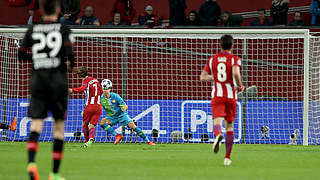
[99, 79, 155, 146]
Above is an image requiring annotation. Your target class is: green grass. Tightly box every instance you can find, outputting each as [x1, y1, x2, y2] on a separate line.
[0, 142, 319, 180]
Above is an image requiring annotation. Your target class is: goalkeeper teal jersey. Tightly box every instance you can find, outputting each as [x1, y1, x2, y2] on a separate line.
[101, 92, 127, 117]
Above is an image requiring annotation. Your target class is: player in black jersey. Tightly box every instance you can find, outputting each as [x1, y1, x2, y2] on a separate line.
[18, 0, 74, 180]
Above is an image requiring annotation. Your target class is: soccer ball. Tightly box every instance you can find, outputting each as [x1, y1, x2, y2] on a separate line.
[101, 79, 112, 90]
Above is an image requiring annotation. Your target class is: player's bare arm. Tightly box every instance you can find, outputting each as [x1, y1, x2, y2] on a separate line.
[232, 66, 245, 91]
[200, 70, 214, 82]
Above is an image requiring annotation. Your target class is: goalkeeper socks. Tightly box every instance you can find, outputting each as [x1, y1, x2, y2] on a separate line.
[27, 131, 40, 163]
[0, 123, 9, 129]
[225, 131, 234, 159]
[53, 139, 63, 173]
[213, 124, 222, 137]
[101, 124, 117, 136]
[134, 127, 150, 142]
[83, 125, 89, 142]
[89, 127, 96, 140]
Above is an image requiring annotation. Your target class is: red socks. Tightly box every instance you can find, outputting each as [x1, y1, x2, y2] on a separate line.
[89, 127, 96, 140]
[213, 124, 234, 159]
[213, 124, 222, 137]
[83, 125, 89, 142]
[84, 124, 96, 141]
[225, 131, 234, 159]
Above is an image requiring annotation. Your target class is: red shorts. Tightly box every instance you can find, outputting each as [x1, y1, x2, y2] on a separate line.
[83, 105, 102, 125]
[211, 98, 237, 123]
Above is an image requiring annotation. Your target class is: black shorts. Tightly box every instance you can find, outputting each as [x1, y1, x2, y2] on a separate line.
[28, 70, 68, 120]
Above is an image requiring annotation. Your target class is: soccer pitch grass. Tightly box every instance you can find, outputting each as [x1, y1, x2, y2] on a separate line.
[0, 142, 319, 180]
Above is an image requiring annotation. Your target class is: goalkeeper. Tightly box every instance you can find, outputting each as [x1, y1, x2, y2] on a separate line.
[99, 79, 155, 146]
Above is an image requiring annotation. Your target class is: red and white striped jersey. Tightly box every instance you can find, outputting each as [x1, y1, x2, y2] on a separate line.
[72, 76, 103, 106]
[203, 51, 241, 100]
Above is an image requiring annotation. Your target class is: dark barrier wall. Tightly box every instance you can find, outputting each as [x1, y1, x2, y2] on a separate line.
[0, 0, 311, 25]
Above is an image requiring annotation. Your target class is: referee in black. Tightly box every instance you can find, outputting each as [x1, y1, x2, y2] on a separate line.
[18, 0, 74, 179]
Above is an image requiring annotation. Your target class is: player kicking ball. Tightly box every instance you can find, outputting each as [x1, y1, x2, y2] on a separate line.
[69, 67, 103, 148]
[200, 35, 244, 166]
[99, 79, 155, 146]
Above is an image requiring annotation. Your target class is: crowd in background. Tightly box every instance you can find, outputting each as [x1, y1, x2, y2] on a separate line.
[25, 0, 320, 27]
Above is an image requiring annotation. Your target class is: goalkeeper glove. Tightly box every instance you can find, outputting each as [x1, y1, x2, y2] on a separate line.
[238, 85, 245, 92]
[119, 105, 128, 111]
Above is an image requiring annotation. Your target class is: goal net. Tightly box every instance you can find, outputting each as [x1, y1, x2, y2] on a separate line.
[309, 35, 320, 145]
[0, 28, 317, 145]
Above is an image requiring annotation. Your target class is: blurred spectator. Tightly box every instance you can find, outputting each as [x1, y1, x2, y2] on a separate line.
[111, 0, 136, 25]
[250, 8, 272, 26]
[288, 11, 306, 26]
[27, 0, 41, 24]
[311, 0, 320, 25]
[270, 0, 289, 26]
[60, 0, 80, 25]
[169, 0, 187, 26]
[185, 10, 201, 26]
[76, 6, 100, 26]
[138, 5, 157, 28]
[107, 12, 127, 26]
[198, 0, 221, 26]
[221, 11, 243, 27]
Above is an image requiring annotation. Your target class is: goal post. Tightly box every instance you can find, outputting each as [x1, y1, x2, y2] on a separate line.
[308, 34, 320, 145]
[0, 28, 317, 145]
[303, 30, 310, 146]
